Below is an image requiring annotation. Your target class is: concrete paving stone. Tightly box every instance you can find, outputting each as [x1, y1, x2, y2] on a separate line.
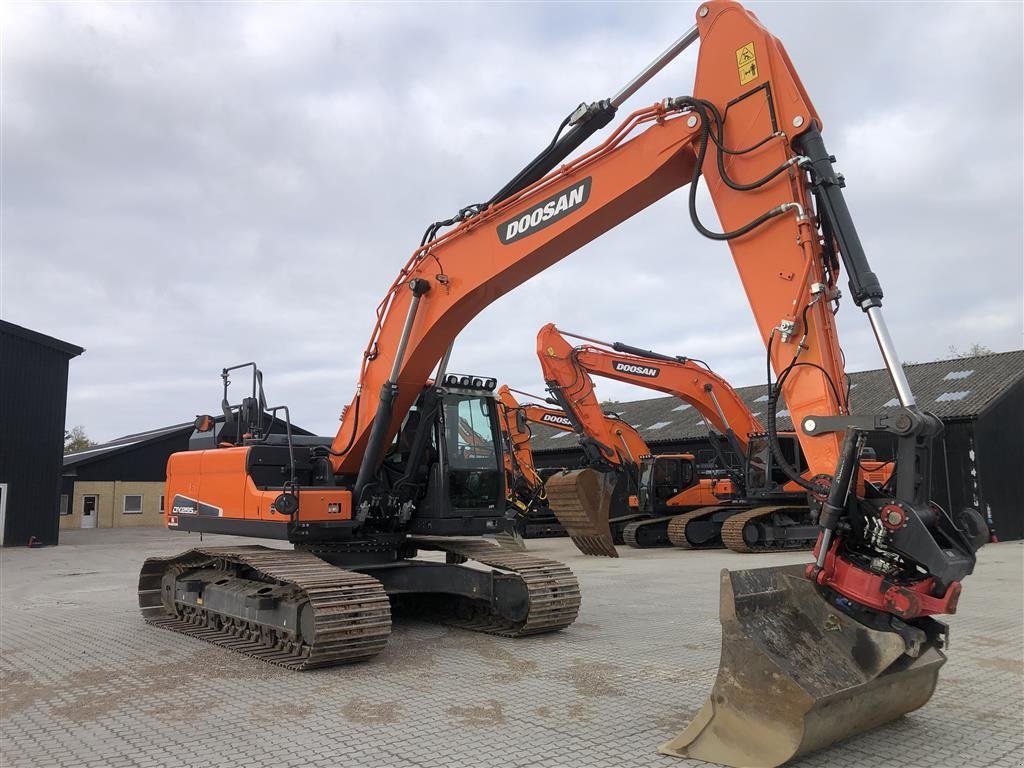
[1, 529, 1021, 768]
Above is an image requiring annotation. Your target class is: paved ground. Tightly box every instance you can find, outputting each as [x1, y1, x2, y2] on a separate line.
[1, 528, 1021, 768]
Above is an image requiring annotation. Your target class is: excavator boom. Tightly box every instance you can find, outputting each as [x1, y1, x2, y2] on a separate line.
[494, 385, 576, 539]
[546, 325, 764, 456]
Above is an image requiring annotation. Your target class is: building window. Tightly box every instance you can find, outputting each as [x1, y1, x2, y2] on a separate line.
[160, 495, 165, 512]
[123, 495, 143, 514]
[60, 495, 70, 516]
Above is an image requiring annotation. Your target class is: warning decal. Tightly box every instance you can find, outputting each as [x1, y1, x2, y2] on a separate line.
[736, 42, 758, 86]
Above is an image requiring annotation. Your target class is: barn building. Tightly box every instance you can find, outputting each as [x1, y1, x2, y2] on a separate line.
[0, 320, 84, 546]
[62, 417, 313, 531]
[528, 350, 1024, 540]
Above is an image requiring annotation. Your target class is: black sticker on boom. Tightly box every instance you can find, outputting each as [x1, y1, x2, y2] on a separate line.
[171, 494, 223, 517]
[498, 177, 592, 244]
[612, 360, 660, 378]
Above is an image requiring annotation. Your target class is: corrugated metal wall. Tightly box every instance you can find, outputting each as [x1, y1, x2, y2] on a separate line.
[975, 378, 1024, 541]
[0, 333, 75, 546]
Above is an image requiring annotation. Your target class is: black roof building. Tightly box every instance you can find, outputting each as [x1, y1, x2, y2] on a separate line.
[528, 350, 1024, 540]
[64, 416, 315, 483]
[1, 320, 84, 546]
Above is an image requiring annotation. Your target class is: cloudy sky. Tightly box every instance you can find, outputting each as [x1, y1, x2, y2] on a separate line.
[3, 1, 1022, 442]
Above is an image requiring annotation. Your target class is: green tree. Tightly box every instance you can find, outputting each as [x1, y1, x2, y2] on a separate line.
[64, 426, 95, 454]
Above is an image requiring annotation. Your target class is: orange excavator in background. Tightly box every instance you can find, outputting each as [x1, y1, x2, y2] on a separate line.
[537, 327, 724, 555]
[494, 385, 567, 538]
[497, 383, 667, 550]
[138, 3, 987, 766]
[538, 324, 891, 553]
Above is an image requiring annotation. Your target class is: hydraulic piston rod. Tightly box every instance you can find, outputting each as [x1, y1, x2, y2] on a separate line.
[866, 305, 916, 408]
[611, 25, 700, 108]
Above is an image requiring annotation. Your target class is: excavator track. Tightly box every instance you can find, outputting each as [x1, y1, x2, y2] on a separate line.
[720, 505, 817, 553]
[666, 506, 734, 549]
[622, 515, 675, 548]
[407, 537, 581, 636]
[138, 546, 392, 670]
[608, 513, 647, 545]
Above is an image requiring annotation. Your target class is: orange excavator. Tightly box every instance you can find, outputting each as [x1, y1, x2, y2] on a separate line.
[494, 385, 567, 538]
[139, 3, 986, 765]
[538, 324, 891, 553]
[497, 383, 660, 550]
[537, 327, 724, 555]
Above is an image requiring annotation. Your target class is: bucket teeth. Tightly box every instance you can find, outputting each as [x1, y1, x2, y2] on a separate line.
[661, 565, 945, 768]
[543, 469, 619, 557]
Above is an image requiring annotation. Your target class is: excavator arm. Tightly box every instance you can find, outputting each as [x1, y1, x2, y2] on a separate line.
[496, 384, 640, 498]
[538, 324, 763, 459]
[535, 329, 652, 473]
[328, 0, 975, 601]
[498, 382, 660, 556]
[495, 385, 561, 511]
[330, 1, 848, 534]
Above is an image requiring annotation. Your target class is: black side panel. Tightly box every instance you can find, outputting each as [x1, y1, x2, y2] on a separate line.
[246, 445, 317, 489]
[174, 516, 290, 540]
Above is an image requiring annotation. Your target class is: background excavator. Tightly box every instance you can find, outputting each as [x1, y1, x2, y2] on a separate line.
[537, 326, 723, 555]
[139, 3, 986, 766]
[494, 385, 567, 539]
[538, 324, 892, 553]
[498, 383, 665, 551]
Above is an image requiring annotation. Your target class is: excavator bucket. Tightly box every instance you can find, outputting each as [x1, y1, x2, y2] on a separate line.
[493, 529, 527, 552]
[661, 564, 945, 768]
[544, 469, 619, 557]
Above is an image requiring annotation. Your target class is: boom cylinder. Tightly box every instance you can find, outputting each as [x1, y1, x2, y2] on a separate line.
[354, 279, 431, 502]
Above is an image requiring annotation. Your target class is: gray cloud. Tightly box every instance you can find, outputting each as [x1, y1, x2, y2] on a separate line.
[3, 1, 1021, 440]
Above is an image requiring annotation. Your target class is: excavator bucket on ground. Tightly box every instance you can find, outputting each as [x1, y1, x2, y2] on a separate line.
[661, 564, 945, 768]
[492, 529, 527, 552]
[544, 468, 619, 557]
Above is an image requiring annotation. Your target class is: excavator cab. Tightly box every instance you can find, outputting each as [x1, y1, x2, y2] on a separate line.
[637, 455, 695, 513]
[443, 393, 504, 510]
[398, 376, 510, 536]
[744, 433, 808, 499]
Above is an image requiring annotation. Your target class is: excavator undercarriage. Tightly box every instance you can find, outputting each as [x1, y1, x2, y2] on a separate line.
[139, 538, 581, 668]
